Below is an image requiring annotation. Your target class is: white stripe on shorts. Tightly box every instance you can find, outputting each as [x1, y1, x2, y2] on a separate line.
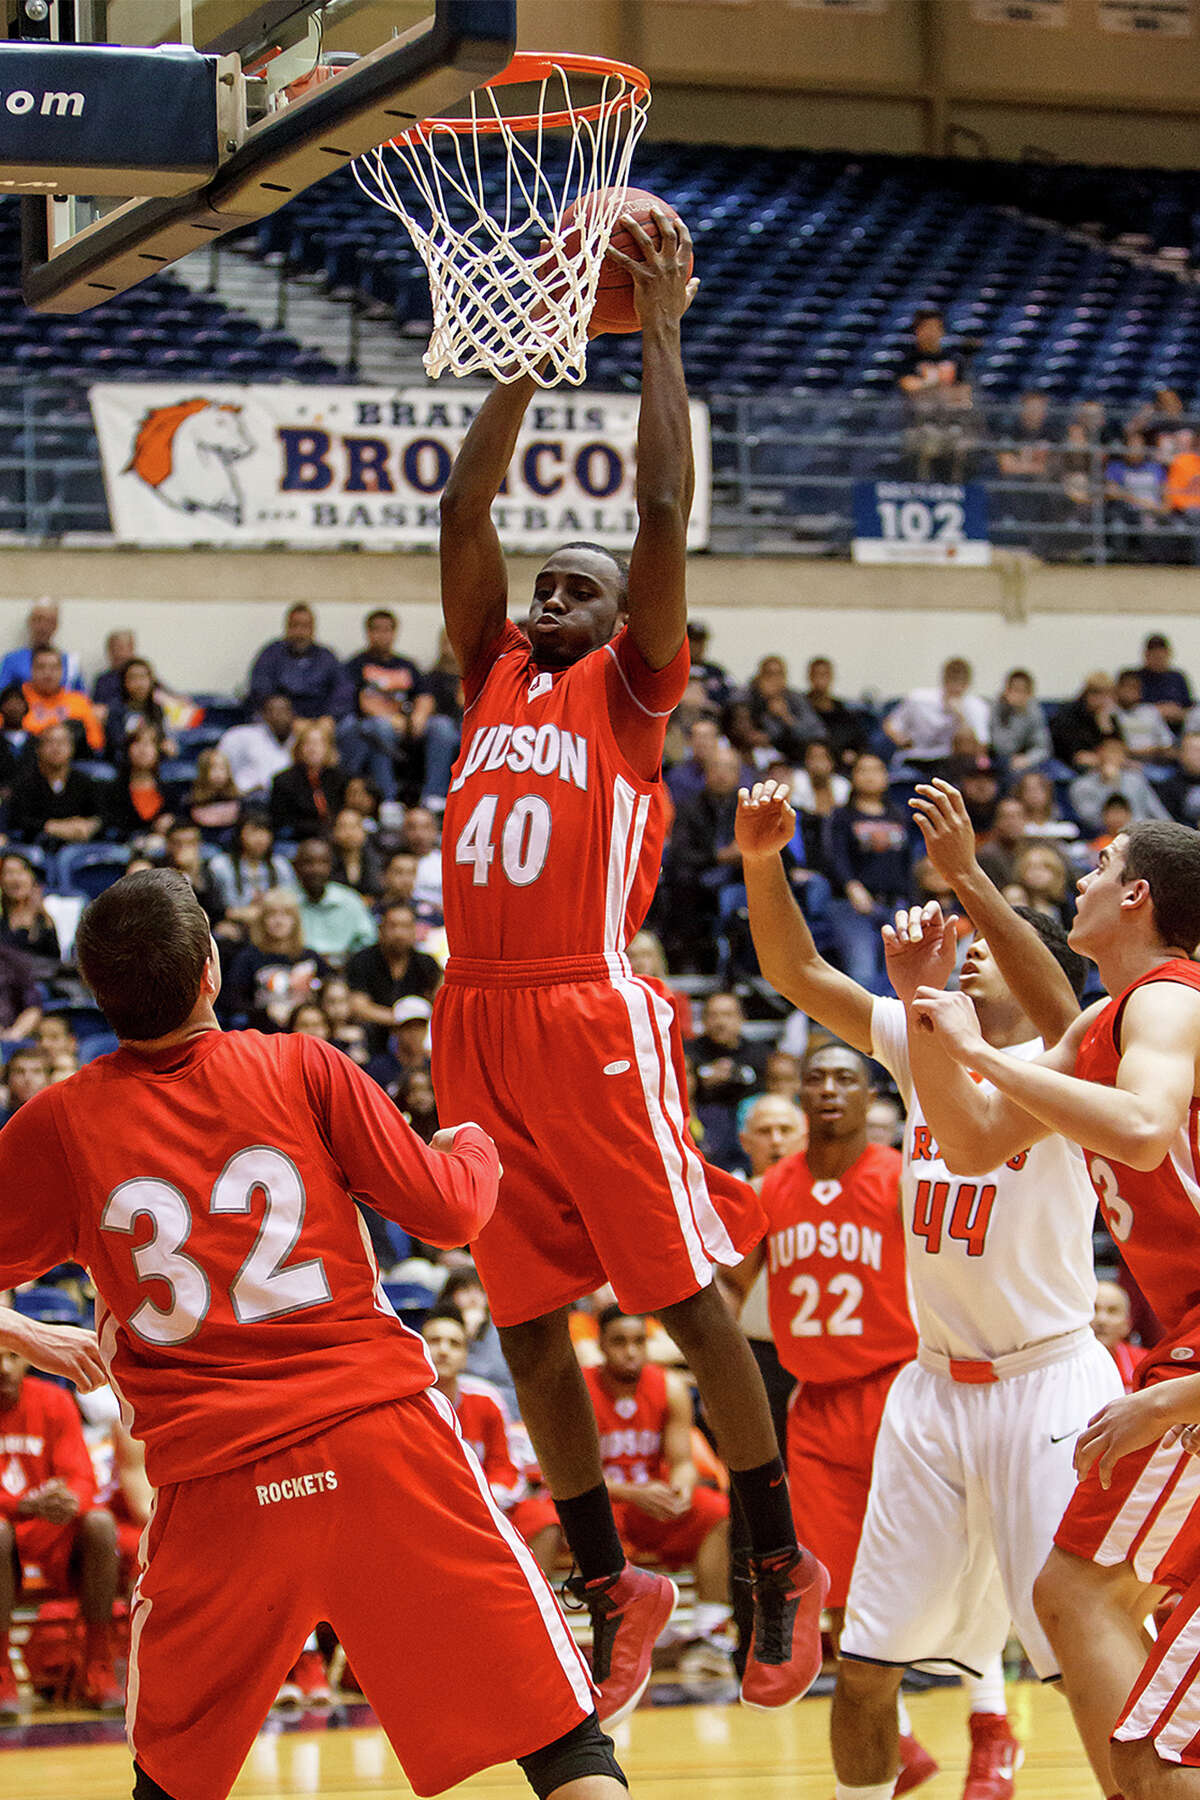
[1116, 1592, 1200, 1761]
[1096, 1438, 1200, 1581]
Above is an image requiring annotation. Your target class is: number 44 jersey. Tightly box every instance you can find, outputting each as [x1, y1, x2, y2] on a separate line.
[870, 996, 1099, 1362]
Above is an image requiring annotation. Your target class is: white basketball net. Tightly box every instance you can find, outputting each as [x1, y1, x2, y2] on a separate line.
[353, 61, 651, 386]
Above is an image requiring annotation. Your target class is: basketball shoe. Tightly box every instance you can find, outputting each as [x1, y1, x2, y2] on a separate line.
[895, 1733, 940, 1795]
[962, 1711, 1022, 1799]
[738, 1546, 830, 1709]
[290, 1649, 333, 1706]
[564, 1564, 678, 1725]
[77, 1657, 124, 1713]
[0, 1657, 22, 1725]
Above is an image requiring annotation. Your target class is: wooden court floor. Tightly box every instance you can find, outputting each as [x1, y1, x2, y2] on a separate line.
[0, 1681, 1100, 1799]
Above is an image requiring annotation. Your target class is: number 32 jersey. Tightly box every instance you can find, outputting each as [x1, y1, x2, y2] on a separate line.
[443, 621, 689, 962]
[871, 996, 1098, 1362]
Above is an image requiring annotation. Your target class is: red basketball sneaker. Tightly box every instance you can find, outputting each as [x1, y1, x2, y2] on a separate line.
[291, 1649, 333, 1706]
[739, 1546, 830, 1709]
[0, 1657, 22, 1724]
[77, 1657, 124, 1713]
[962, 1711, 1022, 1800]
[564, 1565, 678, 1725]
[895, 1732, 940, 1795]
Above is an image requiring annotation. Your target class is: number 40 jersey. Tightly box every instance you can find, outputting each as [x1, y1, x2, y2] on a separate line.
[870, 996, 1099, 1363]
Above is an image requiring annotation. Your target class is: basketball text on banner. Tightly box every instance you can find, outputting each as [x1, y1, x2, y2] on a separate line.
[88, 383, 711, 550]
[851, 479, 991, 567]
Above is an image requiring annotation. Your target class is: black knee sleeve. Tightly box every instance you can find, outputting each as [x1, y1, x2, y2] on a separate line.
[133, 1764, 176, 1800]
[517, 1711, 627, 1798]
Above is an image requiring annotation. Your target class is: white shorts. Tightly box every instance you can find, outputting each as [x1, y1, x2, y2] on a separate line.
[840, 1334, 1121, 1679]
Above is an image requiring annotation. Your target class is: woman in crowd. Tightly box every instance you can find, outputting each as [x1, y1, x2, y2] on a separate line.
[788, 739, 848, 874]
[104, 723, 173, 840]
[288, 999, 332, 1039]
[330, 805, 383, 897]
[269, 722, 347, 839]
[185, 748, 242, 840]
[208, 810, 297, 933]
[0, 851, 59, 972]
[103, 657, 177, 761]
[1010, 768, 1083, 853]
[1011, 840, 1075, 931]
[317, 974, 369, 1065]
[990, 668, 1052, 772]
[826, 750, 913, 993]
[223, 886, 327, 1030]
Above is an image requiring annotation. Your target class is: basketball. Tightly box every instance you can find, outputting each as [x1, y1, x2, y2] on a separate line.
[560, 186, 693, 335]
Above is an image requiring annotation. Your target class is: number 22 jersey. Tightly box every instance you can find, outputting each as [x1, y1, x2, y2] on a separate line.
[870, 996, 1098, 1361]
[442, 621, 690, 963]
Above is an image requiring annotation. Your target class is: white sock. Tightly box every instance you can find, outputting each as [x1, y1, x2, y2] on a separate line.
[966, 1655, 1007, 1717]
[834, 1784, 895, 1800]
[897, 1695, 913, 1737]
[692, 1602, 732, 1637]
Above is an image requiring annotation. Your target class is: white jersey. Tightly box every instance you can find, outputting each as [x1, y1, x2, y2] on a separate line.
[871, 997, 1097, 1362]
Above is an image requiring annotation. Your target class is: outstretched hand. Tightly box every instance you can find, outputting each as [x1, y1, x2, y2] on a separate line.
[908, 986, 986, 1065]
[607, 208, 699, 330]
[1074, 1386, 1186, 1489]
[735, 781, 796, 861]
[882, 901, 959, 1006]
[0, 1309, 107, 1393]
[909, 780, 979, 887]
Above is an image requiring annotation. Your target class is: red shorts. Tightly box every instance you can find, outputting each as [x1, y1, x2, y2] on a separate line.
[128, 1394, 594, 1800]
[1114, 1569, 1200, 1763]
[433, 958, 764, 1327]
[1055, 1356, 1200, 1588]
[786, 1362, 905, 1609]
[509, 1494, 560, 1544]
[613, 1484, 729, 1568]
[12, 1517, 80, 1593]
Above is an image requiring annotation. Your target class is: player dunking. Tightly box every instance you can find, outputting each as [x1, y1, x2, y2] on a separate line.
[0, 870, 630, 1800]
[434, 209, 826, 1719]
[911, 816, 1200, 1800]
[735, 779, 1121, 1800]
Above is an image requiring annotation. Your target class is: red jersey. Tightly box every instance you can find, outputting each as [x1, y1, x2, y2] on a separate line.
[0, 1376, 95, 1519]
[0, 1030, 499, 1488]
[762, 1142, 916, 1385]
[453, 1377, 525, 1510]
[443, 622, 689, 962]
[1075, 961, 1200, 1336]
[584, 1362, 670, 1487]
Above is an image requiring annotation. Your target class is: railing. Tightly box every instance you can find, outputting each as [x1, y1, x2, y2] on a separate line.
[0, 376, 1180, 565]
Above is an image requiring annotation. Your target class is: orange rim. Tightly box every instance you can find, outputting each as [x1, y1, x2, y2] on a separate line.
[396, 50, 651, 141]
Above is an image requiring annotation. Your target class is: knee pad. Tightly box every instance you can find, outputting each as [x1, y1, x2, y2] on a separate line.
[133, 1765, 176, 1800]
[517, 1711, 627, 1798]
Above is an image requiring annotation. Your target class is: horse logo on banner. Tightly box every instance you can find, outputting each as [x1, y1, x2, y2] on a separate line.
[124, 398, 254, 525]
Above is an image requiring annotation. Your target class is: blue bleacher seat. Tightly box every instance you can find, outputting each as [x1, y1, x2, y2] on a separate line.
[54, 843, 131, 900]
[12, 1285, 83, 1325]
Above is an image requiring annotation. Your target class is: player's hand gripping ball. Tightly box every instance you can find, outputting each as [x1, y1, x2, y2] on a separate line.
[559, 187, 694, 334]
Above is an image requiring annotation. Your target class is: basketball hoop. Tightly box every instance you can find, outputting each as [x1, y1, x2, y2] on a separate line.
[353, 52, 651, 385]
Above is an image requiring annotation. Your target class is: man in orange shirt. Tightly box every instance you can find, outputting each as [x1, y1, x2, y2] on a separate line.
[22, 648, 104, 755]
[1165, 429, 1200, 562]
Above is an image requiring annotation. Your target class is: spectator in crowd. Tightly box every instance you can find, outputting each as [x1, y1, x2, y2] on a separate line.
[1010, 768, 1082, 852]
[439, 1267, 519, 1420]
[330, 805, 383, 898]
[789, 740, 849, 872]
[224, 887, 327, 1030]
[666, 718, 741, 810]
[104, 723, 173, 840]
[337, 609, 428, 805]
[1089, 794, 1133, 856]
[975, 793, 1029, 890]
[268, 722, 347, 840]
[7, 723, 102, 846]
[1113, 667, 1176, 763]
[161, 821, 224, 926]
[316, 974, 369, 1066]
[397, 1066, 439, 1141]
[728, 656, 826, 768]
[865, 1093, 904, 1149]
[585, 1306, 732, 1663]
[995, 391, 1054, 546]
[207, 810, 297, 929]
[1139, 631, 1194, 728]
[247, 604, 348, 723]
[292, 836, 376, 962]
[0, 599, 82, 694]
[989, 669, 1051, 773]
[345, 901, 441, 1057]
[1132, 387, 1188, 461]
[1104, 430, 1169, 561]
[803, 657, 870, 769]
[1049, 671, 1122, 771]
[364, 996, 432, 1096]
[0, 1047, 48, 1123]
[288, 1000, 330, 1039]
[946, 751, 1000, 836]
[897, 307, 979, 482]
[0, 683, 31, 788]
[184, 748, 241, 840]
[1158, 732, 1200, 826]
[0, 852, 59, 973]
[686, 620, 732, 710]
[660, 740, 745, 972]
[90, 629, 135, 713]
[0, 943, 40, 1043]
[687, 991, 769, 1169]
[762, 1051, 803, 1105]
[377, 848, 443, 942]
[0, 1352, 124, 1716]
[1091, 1279, 1145, 1393]
[826, 751, 913, 993]
[219, 693, 294, 799]
[402, 806, 444, 913]
[883, 657, 989, 772]
[1068, 737, 1169, 836]
[22, 648, 103, 757]
[1058, 416, 1101, 555]
[1163, 430, 1200, 556]
[102, 659, 175, 763]
[1009, 841, 1075, 930]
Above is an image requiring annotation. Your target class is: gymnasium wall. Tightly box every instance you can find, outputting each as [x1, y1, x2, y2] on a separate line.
[0, 546, 1192, 705]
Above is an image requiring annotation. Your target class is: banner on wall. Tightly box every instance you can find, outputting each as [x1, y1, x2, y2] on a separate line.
[788, 0, 888, 13]
[852, 480, 991, 565]
[1099, 0, 1191, 28]
[88, 384, 711, 551]
[970, 0, 1066, 22]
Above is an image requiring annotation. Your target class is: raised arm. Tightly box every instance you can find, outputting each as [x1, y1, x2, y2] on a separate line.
[617, 211, 699, 670]
[0, 1305, 106, 1392]
[438, 374, 539, 676]
[735, 780, 875, 1054]
[910, 779, 1081, 1046]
